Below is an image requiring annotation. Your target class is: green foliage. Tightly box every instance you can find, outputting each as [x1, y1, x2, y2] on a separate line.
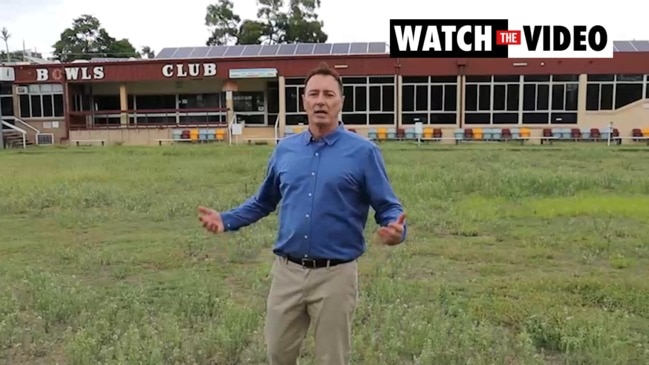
[52, 14, 140, 62]
[205, 0, 327, 45]
[1, 143, 649, 364]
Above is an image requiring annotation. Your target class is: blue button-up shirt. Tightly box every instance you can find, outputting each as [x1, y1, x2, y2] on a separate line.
[220, 122, 406, 261]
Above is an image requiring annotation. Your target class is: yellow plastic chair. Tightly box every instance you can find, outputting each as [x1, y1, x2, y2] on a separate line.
[473, 128, 483, 140]
[215, 129, 226, 141]
[520, 128, 531, 138]
[423, 127, 433, 139]
[642, 128, 649, 137]
[190, 129, 199, 142]
[377, 127, 387, 141]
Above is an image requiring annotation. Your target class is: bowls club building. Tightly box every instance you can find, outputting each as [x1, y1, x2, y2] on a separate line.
[1, 41, 649, 146]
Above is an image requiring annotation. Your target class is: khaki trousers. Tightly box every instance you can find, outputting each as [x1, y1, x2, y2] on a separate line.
[264, 255, 359, 365]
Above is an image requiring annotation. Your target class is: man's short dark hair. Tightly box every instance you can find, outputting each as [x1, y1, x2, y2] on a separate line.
[304, 62, 343, 94]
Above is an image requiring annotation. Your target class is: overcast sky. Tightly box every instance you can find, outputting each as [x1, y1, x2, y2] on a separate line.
[0, 0, 647, 57]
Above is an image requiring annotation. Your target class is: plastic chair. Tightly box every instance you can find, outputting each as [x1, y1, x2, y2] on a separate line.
[377, 127, 388, 141]
[405, 127, 415, 139]
[190, 129, 199, 142]
[216, 129, 226, 141]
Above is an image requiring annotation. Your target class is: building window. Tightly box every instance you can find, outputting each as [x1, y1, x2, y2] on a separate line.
[233, 92, 264, 113]
[177, 93, 226, 124]
[402, 76, 457, 125]
[233, 91, 266, 125]
[19, 83, 64, 119]
[492, 75, 520, 124]
[284, 76, 396, 125]
[465, 75, 496, 125]
[465, 75, 522, 125]
[344, 79, 368, 125]
[521, 75, 579, 124]
[0, 82, 12, 95]
[463, 74, 578, 125]
[284, 78, 307, 126]
[340, 76, 395, 125]
[586, 74, 645, 111]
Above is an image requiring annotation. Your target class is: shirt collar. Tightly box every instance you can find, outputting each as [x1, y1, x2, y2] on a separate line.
[304, 121, 345, 145]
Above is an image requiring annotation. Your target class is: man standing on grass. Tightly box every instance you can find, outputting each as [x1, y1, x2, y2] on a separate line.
[198, 62, 406, 365]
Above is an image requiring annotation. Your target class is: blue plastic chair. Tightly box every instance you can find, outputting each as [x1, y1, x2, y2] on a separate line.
[454, 128, 464, 141]
[405, 127, 415, 139]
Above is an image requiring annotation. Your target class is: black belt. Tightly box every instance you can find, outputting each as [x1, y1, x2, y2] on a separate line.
[284, 255, 353, 268]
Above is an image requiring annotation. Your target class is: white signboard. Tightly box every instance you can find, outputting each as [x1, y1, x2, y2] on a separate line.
[0, 67, 15, 81]
[414, 121, 423, 146]
[229, 68, 277, 79]
[231, 123, 243, 135]
[414, 122, 423, 135]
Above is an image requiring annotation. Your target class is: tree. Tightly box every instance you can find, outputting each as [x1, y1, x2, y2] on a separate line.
[205, 0, 241, 45]
[282, 0, 327, 44]
[1, 27, 10, 62]
[0, 50, 26, 62]
[205, 0, 327, 46]
[237, 20, 268, 44]
[140, 46, 155, 59]
[256, 0, 287, 44]
[52, 14, 139, 62]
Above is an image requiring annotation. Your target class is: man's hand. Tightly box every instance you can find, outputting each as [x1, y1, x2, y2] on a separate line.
[377, 213, 406, 246]
[198, 206, 224, 233]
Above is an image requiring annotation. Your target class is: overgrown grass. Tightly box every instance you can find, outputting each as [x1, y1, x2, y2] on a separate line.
[1, 142, 649, 364]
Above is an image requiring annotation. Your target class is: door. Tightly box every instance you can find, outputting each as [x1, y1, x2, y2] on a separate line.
[0, 96, 13, 119]
[0, 82, 13, 119]
[0, 82, 14, 149]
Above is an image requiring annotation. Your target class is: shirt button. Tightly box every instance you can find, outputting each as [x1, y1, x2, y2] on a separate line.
[304, 235, 308, 239]
[311, 172, 315, 176]
[315, 152, 319, 156]
[308, 193, 312, 197]
[305, 214, 309, 218]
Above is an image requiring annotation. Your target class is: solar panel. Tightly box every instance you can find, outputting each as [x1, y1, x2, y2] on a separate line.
[224, 45, 245, 57]
[173, 47, 194, 58]
[156, 48, 176, 58]
[349, 42, 368, 54]
[295, 43, 315, 55]
[242, 45, 262, 56]
[367, 42, 387, 53]
[277, 44, 297, 55]
[331, 43, 350, 54]
[207, 46, 227, 57]
[313, 43, 332, 55]
[90, 58, 134, 62]
[259, 44, 280, 56]
[631, 40, 649, 51]
[190, 47, 210, 58]
[614, 41, 635, 52]
[156, 42, 392, 59]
